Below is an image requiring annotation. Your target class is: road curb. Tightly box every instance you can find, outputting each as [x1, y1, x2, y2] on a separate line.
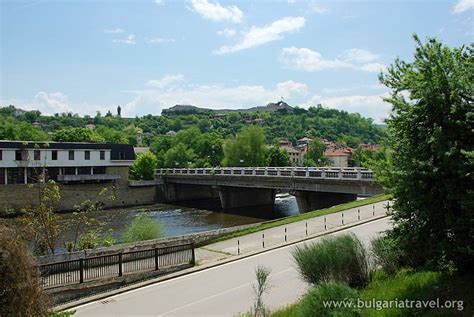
[57, 213, 390, 312]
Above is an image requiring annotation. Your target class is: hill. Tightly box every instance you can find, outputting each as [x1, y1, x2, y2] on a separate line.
[161, 101, 294, 116]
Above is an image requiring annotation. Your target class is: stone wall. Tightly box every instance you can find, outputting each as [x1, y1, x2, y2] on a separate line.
[0, 181, 158, 213]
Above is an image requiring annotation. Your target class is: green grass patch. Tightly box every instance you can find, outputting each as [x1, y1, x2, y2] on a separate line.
[271, 304, 299, 317]
[199, 193, 391, 247]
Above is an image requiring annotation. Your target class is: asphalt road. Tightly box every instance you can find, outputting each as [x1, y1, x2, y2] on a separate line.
[73, 217, 392, 317]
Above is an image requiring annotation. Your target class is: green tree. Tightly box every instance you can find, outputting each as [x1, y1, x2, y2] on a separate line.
[222, 125, 268, 166]
[53, 127, 105, 142]
[380, 36, 474, 271]
[266, 145, 292, 167]
[129, 152, 158, 180]
[95, 126, 128, 143]
[164, 143, 196, 168]
[304, 139, 331, 166]
[21, 180, 62, 254]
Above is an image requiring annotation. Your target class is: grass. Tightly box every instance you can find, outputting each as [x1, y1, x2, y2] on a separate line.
[199, 193, 391, 247]
[269, 270, 473, 317]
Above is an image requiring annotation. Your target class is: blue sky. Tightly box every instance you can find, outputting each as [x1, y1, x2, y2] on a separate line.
[1, 0, 473, 122]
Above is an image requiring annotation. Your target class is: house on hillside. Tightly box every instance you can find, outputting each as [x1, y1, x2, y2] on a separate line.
[281, 145, 304, 166]
[324, 147, 355, 167]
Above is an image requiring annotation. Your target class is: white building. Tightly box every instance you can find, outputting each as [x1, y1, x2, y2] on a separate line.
[0, 141, 135, 185]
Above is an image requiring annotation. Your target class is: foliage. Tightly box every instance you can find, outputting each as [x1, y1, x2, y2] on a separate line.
[370, 234, 403, 275]
[223, 125, 268, 166]
[298, 282, 360, 317]
[304, 139, 331, 166]
[65, 187, 116, 251]
[122, 213, 163, 243]
[130, 152, 158, 180]
[0, 115, 50, 141]
[0, 225, 51, 316]
[163, 142, 196, 168]
[360, 269, 442, 317]
[267, 144, 292, 167]
[292, 234, 369, 288]
[251, 266, 272, 317]
[379, 36, 474, 271]
[53, 127, 105, 142]
[21, 179, 62, 254]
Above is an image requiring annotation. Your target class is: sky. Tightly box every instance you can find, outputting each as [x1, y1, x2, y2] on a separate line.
[1, 0, 473, 123]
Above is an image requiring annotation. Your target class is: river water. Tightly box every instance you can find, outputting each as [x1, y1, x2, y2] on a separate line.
[6, 194, 299, 253]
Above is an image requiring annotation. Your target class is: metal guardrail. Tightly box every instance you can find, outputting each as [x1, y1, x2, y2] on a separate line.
[38, 243, 195, 289]
[156, 167, 374, 181]
[57, 173, 121, 182]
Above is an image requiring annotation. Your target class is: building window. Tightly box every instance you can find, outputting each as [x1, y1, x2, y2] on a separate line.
[0, 168, 4, 185]
[15, 150, 22, 161]
[69, 150, 75, 160]
[52, 150, 58, 160]
[0, 150, 2, 160]
[93, 166, 106, 174]
[34, 150, 41, 161]
[85, 151, 90, 160]
[78, 167, 91, 175]
[63, 167, 75, 175]
[100, 151, 105, 160]
[119, 151, 125, 160]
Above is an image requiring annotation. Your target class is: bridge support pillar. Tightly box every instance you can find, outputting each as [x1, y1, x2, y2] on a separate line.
[217, 186, 276, 209]
[295, 191, 357, 213]
[157, 183, 219, 203]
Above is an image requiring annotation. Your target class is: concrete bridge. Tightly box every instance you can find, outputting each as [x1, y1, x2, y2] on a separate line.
[156, 167, 383, 213]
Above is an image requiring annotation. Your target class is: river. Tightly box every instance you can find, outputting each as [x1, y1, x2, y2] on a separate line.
[3, 194, 300, 253]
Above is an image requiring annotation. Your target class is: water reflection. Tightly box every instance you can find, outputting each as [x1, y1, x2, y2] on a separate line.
[55, 194, 299, 247]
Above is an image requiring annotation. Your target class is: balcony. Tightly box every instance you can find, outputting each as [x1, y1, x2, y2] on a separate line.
[57, 174, 121, 183]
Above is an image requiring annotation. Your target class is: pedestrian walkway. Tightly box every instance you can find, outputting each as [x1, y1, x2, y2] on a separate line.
[195, 200, 391, 265]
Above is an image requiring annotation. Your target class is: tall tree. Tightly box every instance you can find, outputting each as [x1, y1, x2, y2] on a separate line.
[222, 125, 268, 167]
[380, 36, 473, 271]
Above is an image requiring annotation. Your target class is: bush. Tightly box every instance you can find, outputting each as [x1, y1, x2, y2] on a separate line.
[0, 225, 51, 316]
[292, 234, 369, 288]
[298, 282, 359, 317]
[123, 214, 162, 243]
[129, 152, 158, 180]
[370, 234, 403, 275]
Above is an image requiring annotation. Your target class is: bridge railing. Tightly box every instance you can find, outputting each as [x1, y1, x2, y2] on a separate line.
[156, 167, 374, 181]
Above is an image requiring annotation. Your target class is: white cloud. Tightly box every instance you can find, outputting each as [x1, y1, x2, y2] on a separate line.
[214, 17, 305, 55]
[310, 4, 328, 14]
[190, 0, 243, 23]
[34, 91, 70, 114]
[112, 34, 136, 45]
[276, 80, 308, 98]
[453, 0, 474, 13]
[103, 28, 124, 34]
[155, 0, 164, 5]
[217, 28, 237, 38]
[280, 47, 350, 71]
[339, 48, 379, 63]
[124, 75, 308, 116]
[280, 46, 386, 73]
[146, 37, 175, 44]
[308, 93, 391, 123]
[359, 62, 387, 73]
[146, 74, 185, 89]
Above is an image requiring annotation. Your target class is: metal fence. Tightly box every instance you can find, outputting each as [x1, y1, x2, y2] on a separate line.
[156, 167, 374, 180]
[38, 243, 195, 289]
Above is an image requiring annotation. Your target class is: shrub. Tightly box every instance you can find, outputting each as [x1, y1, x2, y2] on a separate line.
[298, 282, 359, 317]
[370, 234, 403, 275]
[0, 225, 51, 316]
[292, 234, 369, 288]
[129, 152, 158, 180]
[123, 213, 162, 243]
[252, 266, 272, 317]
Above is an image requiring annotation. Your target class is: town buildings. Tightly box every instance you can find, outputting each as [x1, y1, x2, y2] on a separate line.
[0, 141, 135, 185]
